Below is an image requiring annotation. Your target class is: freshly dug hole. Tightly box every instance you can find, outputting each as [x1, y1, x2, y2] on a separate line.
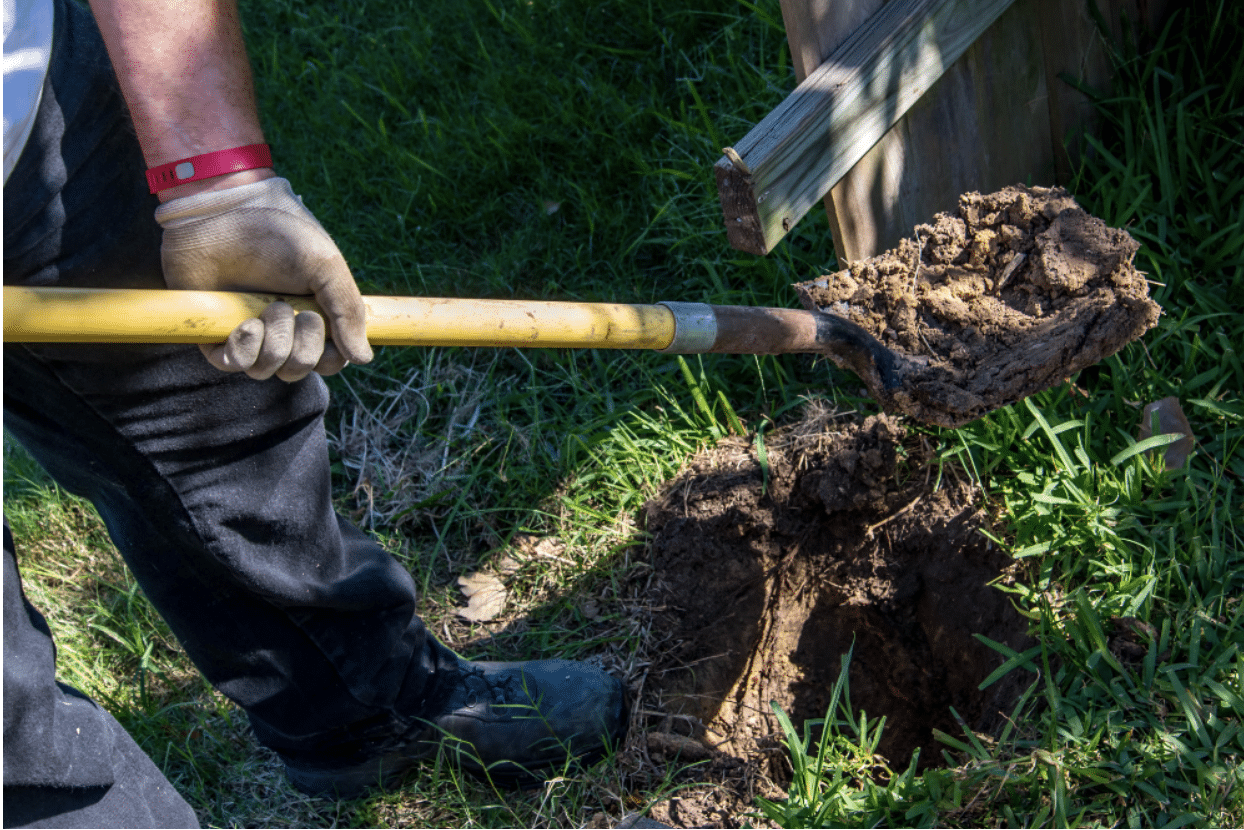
[642, 410, 1033, 779]
[796, 185, 1161, 427]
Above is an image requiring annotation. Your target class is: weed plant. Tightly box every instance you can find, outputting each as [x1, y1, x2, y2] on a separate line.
[3, 0, 1241, 827]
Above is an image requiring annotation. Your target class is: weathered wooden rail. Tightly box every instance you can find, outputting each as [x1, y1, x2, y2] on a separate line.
[717, 0, 1172, 261]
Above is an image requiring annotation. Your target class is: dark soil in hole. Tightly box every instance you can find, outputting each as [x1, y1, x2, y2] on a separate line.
[639, 408, 1034, 818]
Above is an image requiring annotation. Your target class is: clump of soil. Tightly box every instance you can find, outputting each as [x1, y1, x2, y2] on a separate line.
[640, 408, 1033, 800]
[796, 185, 1161, 427]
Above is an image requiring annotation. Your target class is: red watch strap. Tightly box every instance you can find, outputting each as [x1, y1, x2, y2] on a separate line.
[146, 144, 273, 194]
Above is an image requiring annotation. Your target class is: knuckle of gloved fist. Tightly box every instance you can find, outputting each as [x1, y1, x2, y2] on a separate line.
[276, 316, 326, 383]
[314, 356, 350, 377]
[260, 300, 297, 324]
[215, 318, 265, 376]
[249, 333, 299, 382]
[246, 353, 286, 381]
[314, 342, 350, 376]
[275, 361, 316, 383]
[200, 344, 239, 374]
[229, 319, 265, 356]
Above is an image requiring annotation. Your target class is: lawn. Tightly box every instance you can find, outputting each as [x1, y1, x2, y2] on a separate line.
[4, 0, 1241, 826]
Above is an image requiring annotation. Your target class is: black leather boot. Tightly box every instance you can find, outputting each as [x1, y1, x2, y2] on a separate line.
[283, 652, 629, 798]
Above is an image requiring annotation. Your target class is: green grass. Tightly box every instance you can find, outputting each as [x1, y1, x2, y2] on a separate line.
[755, 2, 1244, 826]
[5, 0, 1242, 826]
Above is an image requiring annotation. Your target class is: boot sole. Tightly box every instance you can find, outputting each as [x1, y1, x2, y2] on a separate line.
[285, 743, 609, 799]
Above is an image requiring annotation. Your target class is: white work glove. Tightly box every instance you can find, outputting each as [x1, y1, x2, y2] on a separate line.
[155, 177, 373, 381]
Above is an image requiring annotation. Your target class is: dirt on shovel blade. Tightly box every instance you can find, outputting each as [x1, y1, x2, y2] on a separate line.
[796, 185, 1161, 427]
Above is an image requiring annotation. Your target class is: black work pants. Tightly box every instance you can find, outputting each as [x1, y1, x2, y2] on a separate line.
[3, 0, 443, 824]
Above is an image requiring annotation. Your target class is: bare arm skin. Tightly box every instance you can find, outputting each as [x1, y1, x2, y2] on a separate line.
[86, 0, 373, 380]
[88, 0, 274, 202]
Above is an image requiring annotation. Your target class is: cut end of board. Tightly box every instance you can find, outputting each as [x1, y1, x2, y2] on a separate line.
[714, 156, 768, 256]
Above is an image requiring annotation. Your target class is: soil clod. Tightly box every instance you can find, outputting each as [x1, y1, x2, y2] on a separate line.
[797, 185, 1161, 427]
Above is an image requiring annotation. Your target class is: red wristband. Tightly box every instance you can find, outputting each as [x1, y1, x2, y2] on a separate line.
[146, 143, 273, 194]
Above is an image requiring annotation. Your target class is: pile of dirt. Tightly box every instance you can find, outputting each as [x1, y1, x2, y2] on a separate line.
[638, 408, 1034, 818]
[796, 185, 1161, 427]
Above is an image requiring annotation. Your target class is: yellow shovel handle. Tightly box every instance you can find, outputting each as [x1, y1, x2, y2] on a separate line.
[2, 286, 677, 350]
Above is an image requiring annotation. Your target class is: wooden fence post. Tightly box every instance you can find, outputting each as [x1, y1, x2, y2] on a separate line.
[720, 0, 1173, 263]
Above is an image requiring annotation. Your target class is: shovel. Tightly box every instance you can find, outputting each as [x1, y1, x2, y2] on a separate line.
[4, 282, 907, 395]
[2, 282, 1155, 428]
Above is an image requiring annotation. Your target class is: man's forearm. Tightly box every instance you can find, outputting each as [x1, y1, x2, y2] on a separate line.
[89, 0, 273, 201]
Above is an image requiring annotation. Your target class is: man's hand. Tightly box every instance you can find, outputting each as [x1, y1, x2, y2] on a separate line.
[86, 0, 369, 380]
[156, 178, 373, 381]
